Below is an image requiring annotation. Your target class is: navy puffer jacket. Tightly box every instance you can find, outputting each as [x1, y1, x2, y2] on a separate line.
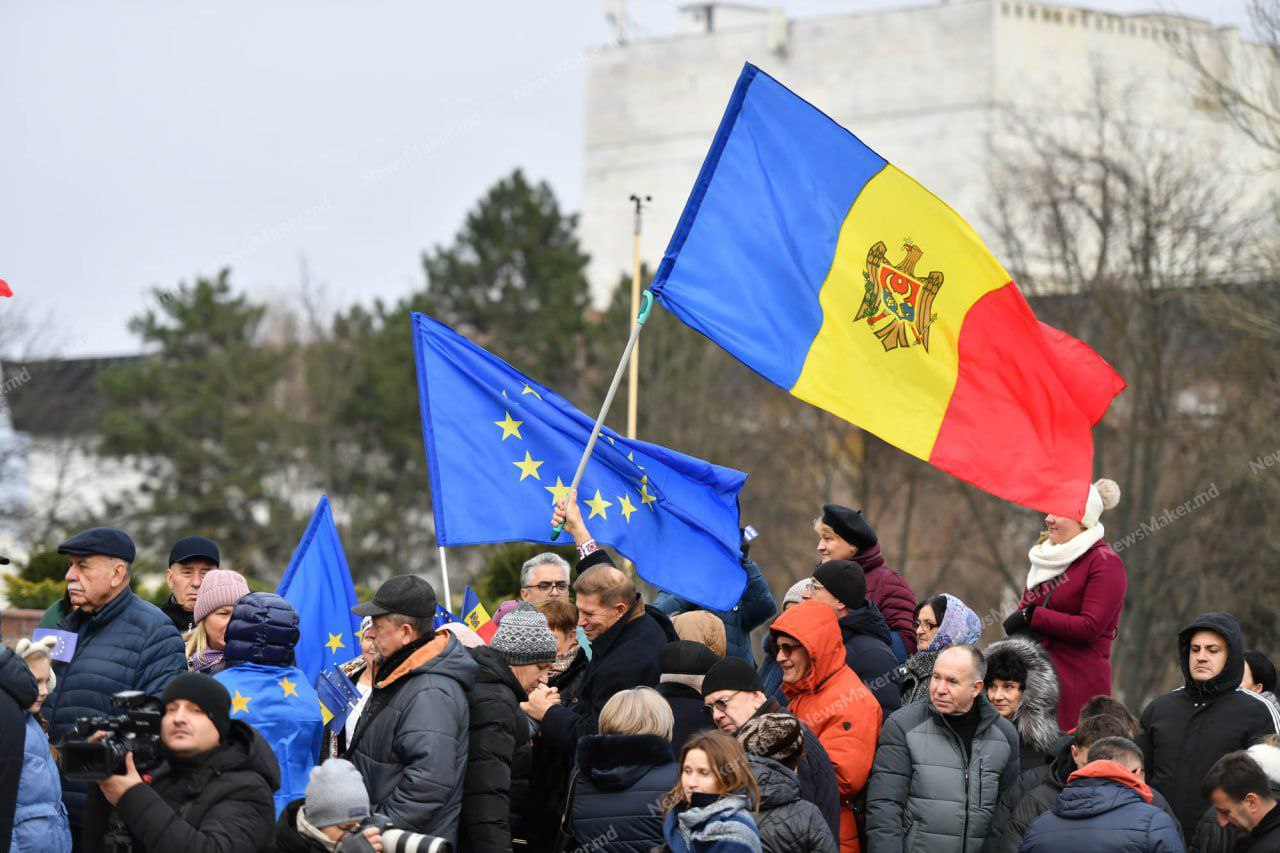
[567, 733, 677, 851]
[222, 593, 299, 667]
[43, 588, 187, 828]
[1018, 776, 1184, 852]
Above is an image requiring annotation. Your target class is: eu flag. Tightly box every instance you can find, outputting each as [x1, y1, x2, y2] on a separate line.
[410, 312, 748, 610]
[276, 495, 362, 685]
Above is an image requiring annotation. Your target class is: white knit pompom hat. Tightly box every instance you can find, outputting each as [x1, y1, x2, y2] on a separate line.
[15, 635, 58, 692]
[1248, 744, 1280, 785]
[1081, 478, 1121, 528]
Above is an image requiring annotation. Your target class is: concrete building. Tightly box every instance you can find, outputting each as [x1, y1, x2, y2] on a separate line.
[581, 0, 1271, 301]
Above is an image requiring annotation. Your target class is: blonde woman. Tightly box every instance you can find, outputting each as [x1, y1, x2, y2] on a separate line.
[184, 569, 249, 673]
[565, 687, 678, 851]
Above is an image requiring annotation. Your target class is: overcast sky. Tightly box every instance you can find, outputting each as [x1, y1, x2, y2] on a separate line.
[0, 0, 1250, 357]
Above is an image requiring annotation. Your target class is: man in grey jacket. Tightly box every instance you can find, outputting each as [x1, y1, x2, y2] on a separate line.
[347, 576, 478, 844]
[867, 644, 1020, 853]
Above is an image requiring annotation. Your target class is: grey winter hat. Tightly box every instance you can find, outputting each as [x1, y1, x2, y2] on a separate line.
[490, 603, 557, 666]
[305, 758, 371, 828]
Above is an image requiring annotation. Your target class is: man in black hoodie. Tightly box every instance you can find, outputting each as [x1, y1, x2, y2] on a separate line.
[1139, 612, 1280, 839]
[805, 558, 901, 714]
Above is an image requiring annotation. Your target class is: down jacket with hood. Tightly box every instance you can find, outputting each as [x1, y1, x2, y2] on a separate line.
[1017, 760, 1183, 853]
[567, 733, 677, 851]
[745, 698, 842, 842]
[459, 644, 531, 851]
[109, 718, 280, 853]
[347, 631, 478, 844]
[984, 637, 1063, 772]
[748, 754, 837, 853]
[772, 601, 882, 853]
[854, 545, 918, 660]
[43, 588, 187, 829]
[214, 592, 323, 817]
[1139, 612, 1280, 838]
[837, 602, 902, 716]
[866, 694, 1020, 853]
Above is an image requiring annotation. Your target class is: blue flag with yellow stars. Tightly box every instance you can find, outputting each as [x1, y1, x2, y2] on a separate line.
[215, 660, 325, 816]
[410, 311, 748, 610]
[276, 495, 362, 685]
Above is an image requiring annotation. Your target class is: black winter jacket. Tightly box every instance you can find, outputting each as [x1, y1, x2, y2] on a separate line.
[656, 680, 714, 751]
[1139, 613, 1280, 838]
[110, 720, 279, 853]
[567, 733, 677, 852]
[459, 645, 531, 852]
[749, 698, 841, 843]
[541, 589, 678, 752]
[0, 648, 37, 853]
[748, 755, 836, 853]
[1238, 803, 1280, 852]
[837, 603, 902, 715]
[1190, 782, 1280, 853]
[160, 596, 194, 635]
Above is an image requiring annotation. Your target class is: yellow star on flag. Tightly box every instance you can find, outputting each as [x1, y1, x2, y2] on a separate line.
[618, 494, 637, 522]
[514, 451, 544, 481]
[638, 482, 657, 508]
[325, 632, 345, 654]
[627, 451, 645, 470]
[279, 677, 298, 698]
[585, 489, 613, 519]
[545, 476, 572, 506]
[521, 384, 542, 399]
[231, 690, 251, 714]
[494, 411, 523, 440]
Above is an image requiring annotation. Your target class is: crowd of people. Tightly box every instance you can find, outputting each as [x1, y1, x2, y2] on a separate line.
[2, 476, 1280, 852]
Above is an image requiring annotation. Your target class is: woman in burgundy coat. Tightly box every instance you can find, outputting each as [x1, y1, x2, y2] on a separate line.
[1003, 478, 1127, 730]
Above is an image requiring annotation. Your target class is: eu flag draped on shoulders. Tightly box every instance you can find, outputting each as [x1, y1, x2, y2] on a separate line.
[277, 495, 363, 685]
[215, 659, 324, 816]
[649, 63, 1126, 519]
[411, 311, 749, 610]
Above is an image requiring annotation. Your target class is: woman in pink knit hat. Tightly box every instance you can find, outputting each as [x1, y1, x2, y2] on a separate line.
[184, 569, 250, 674]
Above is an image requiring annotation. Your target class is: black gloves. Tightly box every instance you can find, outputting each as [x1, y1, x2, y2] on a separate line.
[1003, 605, 1036, 636]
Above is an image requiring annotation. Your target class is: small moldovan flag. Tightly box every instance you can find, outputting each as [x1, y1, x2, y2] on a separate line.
[461, 586, 497, 643]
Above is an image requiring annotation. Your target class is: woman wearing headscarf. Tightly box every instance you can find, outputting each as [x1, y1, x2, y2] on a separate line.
[1004, 478, 1126, 729]
[895, 593, 982, 705]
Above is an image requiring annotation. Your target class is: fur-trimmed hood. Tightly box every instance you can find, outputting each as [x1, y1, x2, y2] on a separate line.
[576, 733, 676, 792]
[985, 636, 1062, 755]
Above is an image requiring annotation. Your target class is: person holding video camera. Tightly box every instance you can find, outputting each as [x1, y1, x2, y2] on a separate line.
[90, 672, 279, 853]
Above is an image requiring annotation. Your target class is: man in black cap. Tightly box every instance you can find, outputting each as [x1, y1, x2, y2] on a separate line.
[346, 575, 478, 845]
[806, 559, 902, 715]
[701, 656, 841, 840]
[42, 526, 187, 838]
[161, 535, 221, 633]
[94, 671, 279, 851]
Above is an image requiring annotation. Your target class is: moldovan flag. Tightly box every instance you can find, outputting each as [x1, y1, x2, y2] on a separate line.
[650, 64, 1126, 518]
[461, 586, 497, 643]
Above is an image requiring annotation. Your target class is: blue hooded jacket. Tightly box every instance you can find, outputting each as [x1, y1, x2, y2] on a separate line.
[1019, 771, 1184, 853]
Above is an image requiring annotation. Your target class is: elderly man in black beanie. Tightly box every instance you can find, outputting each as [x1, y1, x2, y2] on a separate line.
[94, 671, 279, 852]
[806, 559, 902, 715]
[701, 656, 841, 840]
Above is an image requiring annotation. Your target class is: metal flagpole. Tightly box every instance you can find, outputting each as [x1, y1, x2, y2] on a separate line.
[552, 289, 654, 539]
[626, 194, 650, 440]
[437, 545, 452, 611]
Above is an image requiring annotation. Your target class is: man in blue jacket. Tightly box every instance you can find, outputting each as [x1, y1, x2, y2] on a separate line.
[652, 531, 777, 665]
[41, 527, 188, 839]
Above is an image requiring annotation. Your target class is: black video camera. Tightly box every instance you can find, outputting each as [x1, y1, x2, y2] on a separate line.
[59, 690, 165, 782]
[338, 814, 452, 853]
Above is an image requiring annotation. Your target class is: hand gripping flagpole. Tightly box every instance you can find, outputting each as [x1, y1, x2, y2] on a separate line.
[552, 288, 654, 540]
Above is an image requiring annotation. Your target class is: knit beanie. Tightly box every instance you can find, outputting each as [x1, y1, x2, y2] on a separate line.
[812, 560, 867, 610]
[673, 611, 727, 659]
[660, 640, 719, 676]
[821, 504, 878, 550]
[490, 603, 557, 666]
[305, 758, 371, 828]
[737, 712, 805, 769]
[161, 672, 231, 741]
[701, 656, 765, 697]
[194, 569, 250, 625]
[15, 635, 58, 692]
[783, 579, 810, 607]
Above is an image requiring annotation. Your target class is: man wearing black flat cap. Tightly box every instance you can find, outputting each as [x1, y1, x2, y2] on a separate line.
[42, 526, 187, 839]
[346, 575, 478, 845]
[161, 535, 221, 634]
[815, 504, 918, 661]
[807, 560, 902, 715]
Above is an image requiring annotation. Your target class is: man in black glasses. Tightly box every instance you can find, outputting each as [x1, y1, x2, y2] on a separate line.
[491, 552, 573, 627]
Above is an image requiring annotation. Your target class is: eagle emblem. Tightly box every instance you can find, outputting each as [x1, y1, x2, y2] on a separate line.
[854, 239, 943, 352]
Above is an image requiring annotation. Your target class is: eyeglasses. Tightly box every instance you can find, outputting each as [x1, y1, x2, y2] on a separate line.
[523, 581, 569, 593]
[705, 695, 739, 714]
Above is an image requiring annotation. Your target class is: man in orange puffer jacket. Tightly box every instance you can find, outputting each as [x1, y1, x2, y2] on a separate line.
[771, 600, 882, 853]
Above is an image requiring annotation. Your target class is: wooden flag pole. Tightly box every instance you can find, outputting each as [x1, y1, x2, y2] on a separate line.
[551, 289, 654, 540]
[626, 194, 650, 440]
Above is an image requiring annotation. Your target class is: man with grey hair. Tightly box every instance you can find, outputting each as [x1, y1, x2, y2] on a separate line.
[491, 551, 572, 625]
[868, 643, 1020, 852]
